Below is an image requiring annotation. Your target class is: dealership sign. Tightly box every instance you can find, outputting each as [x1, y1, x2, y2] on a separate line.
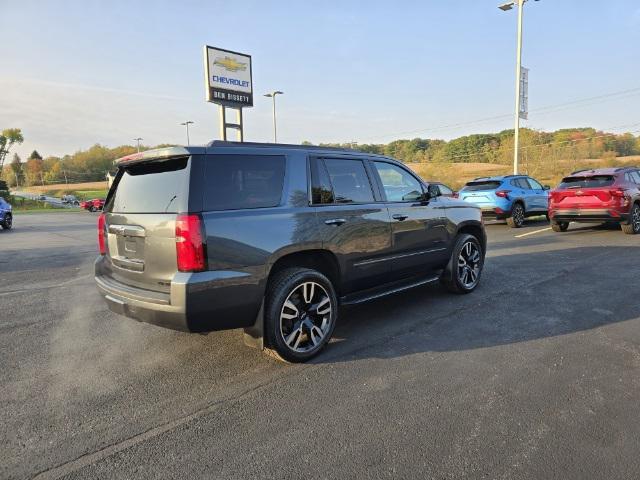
[204, 46, 253, 107]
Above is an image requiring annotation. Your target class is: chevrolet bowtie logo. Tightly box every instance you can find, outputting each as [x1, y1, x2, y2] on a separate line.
[213, 56, 247, 72]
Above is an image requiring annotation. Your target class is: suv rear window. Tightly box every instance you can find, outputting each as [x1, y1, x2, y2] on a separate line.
[204, 155, 285, 211]
[107, 157, 190, 213]
[461, 181, 501, 192]
[559, 175, 615, 189]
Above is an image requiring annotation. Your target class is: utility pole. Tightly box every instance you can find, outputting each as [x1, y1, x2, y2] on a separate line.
[133, 137, 143, 153]
[180, 121, 194, 145]
[499, 0, 537, 175]
[63, 169, 68, 184]
[264, 91, 284, 143]
[39, 171, 44, 187]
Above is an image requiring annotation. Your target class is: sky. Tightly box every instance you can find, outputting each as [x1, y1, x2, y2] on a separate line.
[1, 0, 640, 160]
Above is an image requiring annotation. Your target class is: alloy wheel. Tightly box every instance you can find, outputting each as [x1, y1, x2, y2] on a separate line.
[279, 281, 333, 353]
[5, 215, 11, 229]
[633, 205, 640, 233]
[513, 204, 524, 226]
[457, 241, 481, 289]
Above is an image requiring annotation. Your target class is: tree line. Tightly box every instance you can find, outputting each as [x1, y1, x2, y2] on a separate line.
[315, 127, 640, 164]
[2, 126, 639, 188]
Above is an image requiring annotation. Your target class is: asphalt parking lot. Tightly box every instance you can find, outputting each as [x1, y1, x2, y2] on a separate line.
[2, 212, 640, 480]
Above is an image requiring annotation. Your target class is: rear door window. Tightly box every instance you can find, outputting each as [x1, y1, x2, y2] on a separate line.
[107, 157, 190, 213]
[559, 176, 615, 189]
[323, 158, 375, 203]
[204, 155, 285, 211]
[462, 181, 501, 192]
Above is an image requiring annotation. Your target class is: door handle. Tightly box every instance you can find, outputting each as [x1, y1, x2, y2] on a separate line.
[324, 218, 346, 226]
[392, 214, 409, 221]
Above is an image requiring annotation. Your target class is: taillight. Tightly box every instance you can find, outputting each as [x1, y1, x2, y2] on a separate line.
[175, 214, 206, 272]
[98, 213, 107, 255]
[610, 188, 627, 198]
[495, 190, 511, 198]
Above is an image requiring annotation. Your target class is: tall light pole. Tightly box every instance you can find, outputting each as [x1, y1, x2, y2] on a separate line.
[133, 137, 143, 153]
[264, 91, 284, 143]
[499, 0, 537, 175]
[180, 121, 194, 146]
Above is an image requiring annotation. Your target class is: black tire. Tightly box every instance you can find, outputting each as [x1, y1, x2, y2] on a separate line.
[506, 203, 525, 228]
[622, 203, 640, 235]
[264, 267, 338, 363]
[1, 214, 12, 230]
[551, 221, 569, 232]
[440, 234, 484, 294]
[89, 206, 95, 213]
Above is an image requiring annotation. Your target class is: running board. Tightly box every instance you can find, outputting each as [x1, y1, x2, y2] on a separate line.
[340, 275, 440, 306]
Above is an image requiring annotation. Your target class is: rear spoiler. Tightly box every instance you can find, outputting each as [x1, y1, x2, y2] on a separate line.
[116, 147, 191, 166]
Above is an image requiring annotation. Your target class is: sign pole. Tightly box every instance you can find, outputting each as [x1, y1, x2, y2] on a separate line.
[218, 105, 227, 141]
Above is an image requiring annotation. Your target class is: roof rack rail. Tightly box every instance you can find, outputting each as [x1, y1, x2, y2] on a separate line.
[206, 140, 359, 153]
[570, 168, 592, 175]
[614, 165, 639, 172]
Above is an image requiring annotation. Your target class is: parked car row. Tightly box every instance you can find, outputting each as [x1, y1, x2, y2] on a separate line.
[456, 166, 640, 235]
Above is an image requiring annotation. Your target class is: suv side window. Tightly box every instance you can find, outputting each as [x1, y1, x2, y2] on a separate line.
[438, 184, 453, 196]
[203, 155, 285, 211]
[373, 161, 423, 202]
[527, 178, 543, 190]
[512, 178, 530, 189]
[310, 158, 335, 205]
[323, 158, 375, 204]
[627, 171, 640, 184]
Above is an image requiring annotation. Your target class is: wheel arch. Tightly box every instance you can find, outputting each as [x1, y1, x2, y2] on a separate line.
[455, 220, 486, 253]
[266, 249, 342, 295]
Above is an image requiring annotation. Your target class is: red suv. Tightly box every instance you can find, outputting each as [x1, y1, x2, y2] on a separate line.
[80, 198, 105, 212]
[548, 167, 640, 234]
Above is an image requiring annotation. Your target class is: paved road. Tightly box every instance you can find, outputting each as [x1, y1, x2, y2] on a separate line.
[2, 213, 640, 479]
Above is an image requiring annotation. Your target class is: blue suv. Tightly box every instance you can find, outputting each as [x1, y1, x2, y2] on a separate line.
[0, 197, 12, 230]
[458, 175, 550, 228]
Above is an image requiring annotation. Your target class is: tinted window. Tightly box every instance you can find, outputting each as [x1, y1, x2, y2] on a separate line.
[310, 158, 334, 205]
[559, 175, 615, 189]
[527, 178, 543, 190]
[204, 155, 285, 211]
[626, 171, 640, 184]
[462, 181, 501, 192]
[107, 157, 190, 213]
[373, 161, 423, 202]
[324, 159, 374, 203]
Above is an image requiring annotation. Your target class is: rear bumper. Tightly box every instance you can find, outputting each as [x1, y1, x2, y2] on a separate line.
[94, 257, 264, 332]
[480, 207, 510, 220]
[550, 208, 629, 223]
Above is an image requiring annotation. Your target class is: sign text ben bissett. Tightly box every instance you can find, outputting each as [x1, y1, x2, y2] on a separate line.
[212, 74, 251, 103]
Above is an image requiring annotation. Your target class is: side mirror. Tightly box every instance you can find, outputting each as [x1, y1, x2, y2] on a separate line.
[543, 185, 551, 190]
[426, 184, 440, 200]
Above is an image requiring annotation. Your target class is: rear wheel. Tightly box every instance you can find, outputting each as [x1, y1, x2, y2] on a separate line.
[507, 203, 525, 228]
[264, 268, 338, 363]
[551, 221, 569, 232]
[441, 234, 484, 294]
[89, 206, 95, 213]
[622, 204, 640, 235]
[1, 214, 12, 230]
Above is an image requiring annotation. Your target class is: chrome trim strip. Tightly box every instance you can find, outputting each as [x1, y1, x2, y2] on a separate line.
[353, 247, 447, 267]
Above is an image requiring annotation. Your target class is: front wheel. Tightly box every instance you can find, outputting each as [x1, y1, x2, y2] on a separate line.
[622, 204, 640, 235]
[264, 268, 338, 362]
[441, 234, 484, 294]
[506, 203, 525, 228]
[1, 214, 12, 230]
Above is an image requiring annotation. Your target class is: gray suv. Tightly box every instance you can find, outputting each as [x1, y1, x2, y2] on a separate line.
[95, 142, 486, 362]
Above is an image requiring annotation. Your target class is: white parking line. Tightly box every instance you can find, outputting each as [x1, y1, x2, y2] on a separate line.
[514, 227, 552, 238]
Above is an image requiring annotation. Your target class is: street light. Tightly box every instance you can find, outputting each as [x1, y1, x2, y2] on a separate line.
[499, 0, 538, 175]
[133, 137, 143, 153]
[180, 121, 194, 146]
[264, 91, 284, 143]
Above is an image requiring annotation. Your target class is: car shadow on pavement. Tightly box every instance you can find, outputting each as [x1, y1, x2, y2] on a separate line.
[315, 245, 640, 364]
